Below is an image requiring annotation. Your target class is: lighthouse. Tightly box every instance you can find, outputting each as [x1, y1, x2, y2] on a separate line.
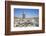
[22, 11, 25, 19]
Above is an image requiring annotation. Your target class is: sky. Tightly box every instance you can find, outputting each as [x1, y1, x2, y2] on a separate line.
[14, 8, 39, 18]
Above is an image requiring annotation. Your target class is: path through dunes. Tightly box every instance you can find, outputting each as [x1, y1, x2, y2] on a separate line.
[14, 17, 39, 27]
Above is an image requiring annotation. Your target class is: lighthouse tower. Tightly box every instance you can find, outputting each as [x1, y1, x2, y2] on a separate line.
[22, 11, 25, 19]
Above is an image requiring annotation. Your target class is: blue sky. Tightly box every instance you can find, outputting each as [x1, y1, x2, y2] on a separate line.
[14, 8, 39, 18]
